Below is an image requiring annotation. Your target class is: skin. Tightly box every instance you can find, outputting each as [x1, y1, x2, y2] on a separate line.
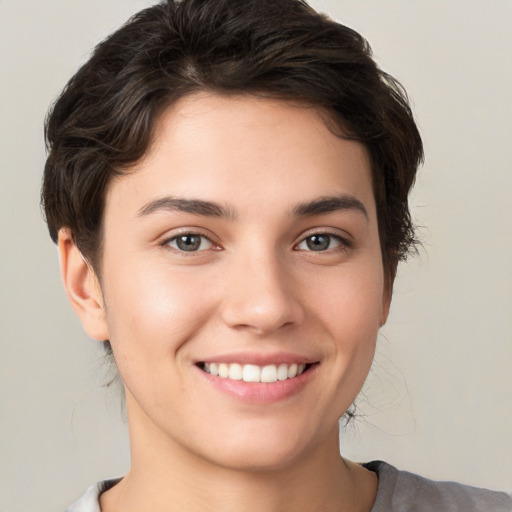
[59, 93, 390, 512]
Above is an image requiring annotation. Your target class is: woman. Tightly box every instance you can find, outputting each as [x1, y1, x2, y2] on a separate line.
[41, 0, 511, 510]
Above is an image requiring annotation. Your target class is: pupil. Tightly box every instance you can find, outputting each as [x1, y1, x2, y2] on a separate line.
[307, 235, 329, 251]
[177, 235, 201, 251]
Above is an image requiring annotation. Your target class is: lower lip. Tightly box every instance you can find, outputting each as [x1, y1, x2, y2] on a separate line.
[197, 365, 317, 404]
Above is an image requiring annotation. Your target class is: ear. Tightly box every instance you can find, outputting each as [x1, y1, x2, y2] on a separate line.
[58, 229, 109, 341]
[380, 285, 392, 327]
[379, 260, 397, 327]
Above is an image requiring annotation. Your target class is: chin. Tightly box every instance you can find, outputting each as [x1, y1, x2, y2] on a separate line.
[206, 444, 307, 473]
[192, 419, 333, 473]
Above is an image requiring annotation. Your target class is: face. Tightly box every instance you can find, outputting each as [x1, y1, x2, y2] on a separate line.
[92, 94, 389, 471]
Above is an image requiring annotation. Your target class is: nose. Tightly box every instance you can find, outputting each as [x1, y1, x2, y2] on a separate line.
[220, 249, 305, 335]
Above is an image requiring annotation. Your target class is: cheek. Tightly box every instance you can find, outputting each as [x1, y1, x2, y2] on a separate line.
[308, 259, 384, 393]
[101, 262, 218, 364]
[312, 259, 385, 335]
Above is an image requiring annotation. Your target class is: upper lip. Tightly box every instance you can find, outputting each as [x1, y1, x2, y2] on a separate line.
[195, 351, 319, 366]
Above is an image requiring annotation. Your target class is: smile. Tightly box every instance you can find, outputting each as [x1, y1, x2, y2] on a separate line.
[199, 362, 310, 383]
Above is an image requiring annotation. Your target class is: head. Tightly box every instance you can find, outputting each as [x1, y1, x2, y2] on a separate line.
[42, 0, 423, 469]
[42, 0, 422, 285]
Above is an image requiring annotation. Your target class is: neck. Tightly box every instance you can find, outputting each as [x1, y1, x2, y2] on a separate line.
[100, 393, 378, 512]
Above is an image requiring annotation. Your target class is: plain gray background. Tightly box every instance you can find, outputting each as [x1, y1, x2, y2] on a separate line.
[0, 1, 511, 511]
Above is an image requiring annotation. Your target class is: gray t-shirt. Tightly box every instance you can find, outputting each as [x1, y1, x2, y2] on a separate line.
[64, 460, 512, 511]
[362, 461, 511, 511]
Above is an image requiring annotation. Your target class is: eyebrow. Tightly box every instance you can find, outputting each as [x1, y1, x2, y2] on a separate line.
[137, 196, 237, 220]
[137, 194, 368, 221]
[291, 194, 368, 220]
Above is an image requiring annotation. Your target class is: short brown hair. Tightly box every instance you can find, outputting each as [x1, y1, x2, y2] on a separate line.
[42, 0, 423, 283]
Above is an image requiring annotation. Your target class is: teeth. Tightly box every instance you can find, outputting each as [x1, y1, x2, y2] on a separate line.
[261, 365, 277, 383]
[209, 362, 219, 376]
[202, 362, 308, 382]
[229, 363, 243, 380]
[219, 363, 229, 378]
[243, 364, 261, 382]
[287, 363, 298, 378]
[277, 363, 289, 381]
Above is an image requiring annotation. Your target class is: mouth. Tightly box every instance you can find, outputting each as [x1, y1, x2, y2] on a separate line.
[196, 362, 315, 383]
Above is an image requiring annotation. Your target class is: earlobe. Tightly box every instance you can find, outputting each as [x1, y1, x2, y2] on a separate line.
[58, 229, 109, 341]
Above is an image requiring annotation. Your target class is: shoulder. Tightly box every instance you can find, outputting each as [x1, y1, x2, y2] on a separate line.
[364, 460, 512, 512]
[63, 479, 121, 512]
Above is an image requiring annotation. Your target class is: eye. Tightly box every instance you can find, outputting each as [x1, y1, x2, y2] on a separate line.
[296, 233, 347, 252]
[166, 233, 214, 252]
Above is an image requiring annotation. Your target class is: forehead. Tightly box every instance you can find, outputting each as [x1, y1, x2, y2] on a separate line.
[105, 93, 375, 220]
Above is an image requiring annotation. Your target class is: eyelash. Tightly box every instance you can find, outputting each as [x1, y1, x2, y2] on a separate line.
[294, 232, 352, 253]
[162, 232, 217, 253]
[161, 230, 351, 254]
